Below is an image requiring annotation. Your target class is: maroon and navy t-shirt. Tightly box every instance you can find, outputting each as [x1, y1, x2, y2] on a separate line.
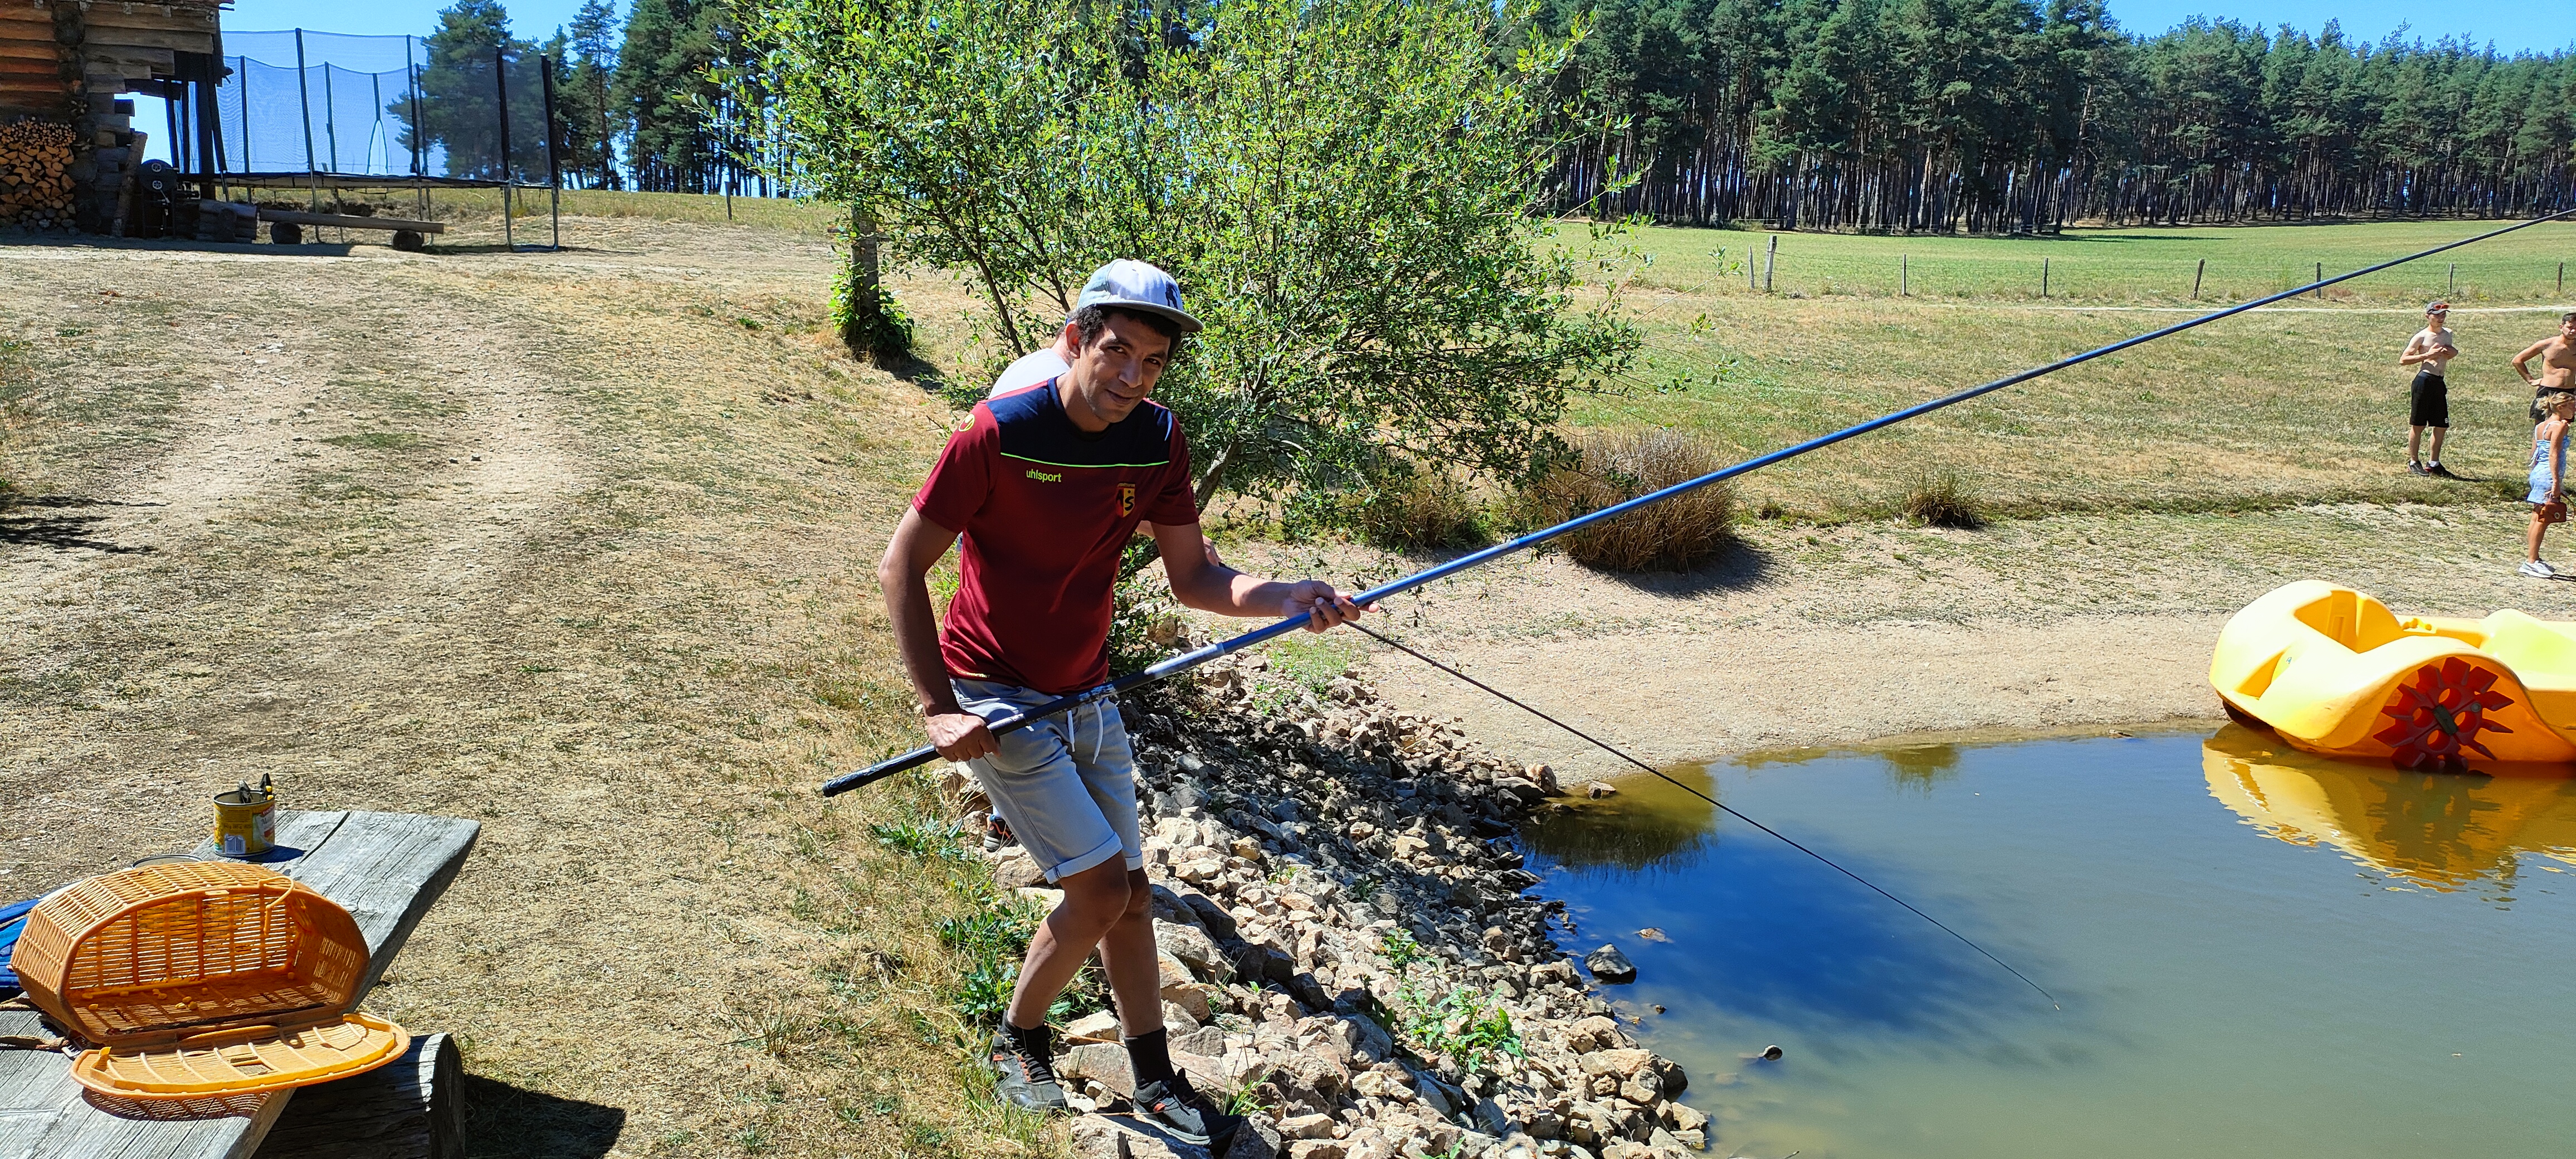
[914, 381, 1198, 695]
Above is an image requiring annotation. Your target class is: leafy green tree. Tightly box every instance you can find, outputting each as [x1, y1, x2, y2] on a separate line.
[733, 0, 1640, 507]
[562, 0, 623, 189]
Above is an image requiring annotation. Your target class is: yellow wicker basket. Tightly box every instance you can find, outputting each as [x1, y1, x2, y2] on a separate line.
[7, 861, 409, 1100]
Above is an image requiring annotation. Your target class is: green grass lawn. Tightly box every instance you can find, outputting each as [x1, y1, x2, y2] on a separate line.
[340, 190, 2576, 526]
[1612, 219, 2576, 305]
[1583, 220, 2576, 522]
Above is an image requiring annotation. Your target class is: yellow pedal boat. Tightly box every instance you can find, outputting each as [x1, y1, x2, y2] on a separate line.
[2211, 581, 2576, 773]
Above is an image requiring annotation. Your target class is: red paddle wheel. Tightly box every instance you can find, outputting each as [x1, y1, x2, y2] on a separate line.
[2372, 658, 2515, 772]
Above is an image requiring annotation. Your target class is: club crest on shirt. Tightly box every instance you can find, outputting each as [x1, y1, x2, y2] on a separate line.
[1116, 482, 1137, 517]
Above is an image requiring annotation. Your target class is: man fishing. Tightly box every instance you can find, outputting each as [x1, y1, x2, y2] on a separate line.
[879, 259, 1368, 1143]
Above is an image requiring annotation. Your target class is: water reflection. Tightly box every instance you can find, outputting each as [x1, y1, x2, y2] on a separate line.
[2203, 723, 2576, 891]
[1882, 743, 1962, 791]
[1519, 761, 1716, 874]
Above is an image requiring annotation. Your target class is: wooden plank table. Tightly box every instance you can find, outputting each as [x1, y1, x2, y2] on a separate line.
[0, 810, 479, 1159]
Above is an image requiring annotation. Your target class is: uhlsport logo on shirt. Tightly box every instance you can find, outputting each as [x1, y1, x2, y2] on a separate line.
[1025, 469, 1062, 483]
[1117, 482, 1136, 517]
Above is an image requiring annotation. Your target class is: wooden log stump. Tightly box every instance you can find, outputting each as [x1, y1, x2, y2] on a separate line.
[249, 1032, 464, 1159]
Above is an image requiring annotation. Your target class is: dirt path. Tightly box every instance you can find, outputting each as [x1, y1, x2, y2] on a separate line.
[1208, 497, 2569, 781]
[3, 223, 1009, 1158]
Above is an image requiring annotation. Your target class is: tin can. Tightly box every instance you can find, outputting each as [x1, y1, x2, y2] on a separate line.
[213, 783, 277, 856]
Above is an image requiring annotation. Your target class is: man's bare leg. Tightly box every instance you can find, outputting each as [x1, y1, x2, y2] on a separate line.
[1096, 867, 1168, 1036]
[1007, 858, 1132, 1030]
[2410, 424, 2426, 466]
[2428, 426, 2447, 469]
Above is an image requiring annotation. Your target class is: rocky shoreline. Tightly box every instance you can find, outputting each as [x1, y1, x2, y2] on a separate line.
[949, 652, 1709, 1159]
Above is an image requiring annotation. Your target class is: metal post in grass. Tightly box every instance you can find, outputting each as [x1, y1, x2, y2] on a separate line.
[2042, 258, 2050, 298]
[1901, 254, 1908, 296]
[495, 46, 513, 252]
[2193, 259, 2204, 299]
[2316, 262, 2324, 299]
[2450, 263, 2457, 295]
[1764, 234, 1777, 293]
[2560, 261, 2566, 295]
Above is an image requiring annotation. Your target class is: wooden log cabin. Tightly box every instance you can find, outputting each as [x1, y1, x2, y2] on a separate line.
[1, 0, 227, 232]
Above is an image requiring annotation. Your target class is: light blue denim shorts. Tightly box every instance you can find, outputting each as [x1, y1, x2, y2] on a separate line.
[954, 677, 1142, 883]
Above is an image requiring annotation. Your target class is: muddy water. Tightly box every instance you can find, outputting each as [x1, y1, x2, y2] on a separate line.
[1523, 725, 2576, 1158]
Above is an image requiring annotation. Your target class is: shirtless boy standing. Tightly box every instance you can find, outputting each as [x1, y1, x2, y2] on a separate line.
[2514, 311, 2576, 401]
[2401, 302, 2458, 475]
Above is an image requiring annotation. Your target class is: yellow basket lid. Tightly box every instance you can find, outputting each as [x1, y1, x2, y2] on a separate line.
[69, 1012, 409, 1100]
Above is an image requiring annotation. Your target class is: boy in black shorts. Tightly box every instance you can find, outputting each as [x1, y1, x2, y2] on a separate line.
[2400, 301, 2458, 475]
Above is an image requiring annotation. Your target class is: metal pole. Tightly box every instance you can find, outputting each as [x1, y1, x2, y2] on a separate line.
[2315, 261, 2323, 299]
[2042, 257, 2050, 298]
[2560, 261, 2565, 295]
[295, 30, 315, 174]
[2449, 262, 2457, 295]
[1764, 234, 1777, 292]
[370, 70, 383, 173]
[814, 204, 2576, 797]
[408, 46, 424, 177]
[1901, 254, 1907, 296]
[237, 55, 249, 171]
[2193, 258, 2204, 299]
[540, 53, 562, 250]
[495, 46, 514, 251]
[323, 65, 339, 174]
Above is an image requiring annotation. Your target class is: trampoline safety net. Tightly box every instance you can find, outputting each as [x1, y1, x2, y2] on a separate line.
[214, 30, 559, 183]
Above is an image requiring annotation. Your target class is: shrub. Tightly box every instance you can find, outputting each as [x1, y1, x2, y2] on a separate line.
[1356, 468, 1484, 551]
[1900, 468, 1987, 529]
[1518, 428, 1734, 572]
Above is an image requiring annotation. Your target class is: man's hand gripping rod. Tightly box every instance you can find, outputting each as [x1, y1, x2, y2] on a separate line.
[822, 207, 2576, 797]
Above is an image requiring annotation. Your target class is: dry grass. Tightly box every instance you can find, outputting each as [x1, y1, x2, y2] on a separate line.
[1518, 428, 1734, 572]
[0, 221, 1059, 1158]
[1355, 467, 1485, 550]
[1899, 468, 1988, 529]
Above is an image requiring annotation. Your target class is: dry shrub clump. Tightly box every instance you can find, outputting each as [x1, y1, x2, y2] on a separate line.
[1900, 467, 1987, 529]
[1357, 468, 1485, 550]
[1520, 428, 1734, 571]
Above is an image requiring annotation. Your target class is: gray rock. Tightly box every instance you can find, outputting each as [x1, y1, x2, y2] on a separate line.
[1585, 944, 1637, 985]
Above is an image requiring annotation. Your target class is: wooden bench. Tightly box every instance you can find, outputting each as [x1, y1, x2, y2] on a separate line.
[253, 208, 446, 250]
[0, 810, 479, 1159]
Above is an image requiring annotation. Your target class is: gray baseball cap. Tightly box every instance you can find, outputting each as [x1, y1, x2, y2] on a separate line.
[1077, 259, 1203, 334]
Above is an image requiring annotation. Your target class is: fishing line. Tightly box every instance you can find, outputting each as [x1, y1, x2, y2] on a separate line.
[1345, 621, 2062, 1011]
[823, 208, 2576, 798]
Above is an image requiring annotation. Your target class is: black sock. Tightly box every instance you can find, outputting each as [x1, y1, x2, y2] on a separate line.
[1125, 1026, 1177, 1088]
[1006, 1021, 1058, 1083]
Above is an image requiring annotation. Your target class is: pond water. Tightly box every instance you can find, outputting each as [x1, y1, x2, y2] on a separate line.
[1521, 724, 2576, 1159]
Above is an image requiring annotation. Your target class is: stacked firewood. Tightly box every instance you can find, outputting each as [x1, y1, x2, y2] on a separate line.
[0, 119, 77, 229]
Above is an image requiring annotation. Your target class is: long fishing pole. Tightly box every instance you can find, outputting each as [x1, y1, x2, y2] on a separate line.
[1347, 621, 2060, 1009]
[822, 207, 2576, 797]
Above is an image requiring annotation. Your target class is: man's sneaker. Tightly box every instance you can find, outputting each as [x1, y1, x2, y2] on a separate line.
[1131, 1073, 1240, 1148]
[2520, 560, 2557, 578]
[2429, 461, 2455, 477]
[2409, 461, 2429, 475]
[982, 814, 1017, 854]
[989, 1031, 1069, 1113]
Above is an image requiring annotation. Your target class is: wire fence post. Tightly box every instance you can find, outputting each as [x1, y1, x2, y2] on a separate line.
[540, 53, 562, 251]
[1764, 234, 1777, 293]
[2193, 258, 2204, 299]
[1748, 241, 1758, 290]
[2042, 257, 2050, 298]
[495, 46, 514, 252]
[2315, 261, 2323, 299]
[1901, 253, 1908, 296]
[2560, 261, 2567, 295]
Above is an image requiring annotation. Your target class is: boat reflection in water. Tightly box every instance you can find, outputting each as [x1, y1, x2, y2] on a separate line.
[2203, 722, 2576, 890]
